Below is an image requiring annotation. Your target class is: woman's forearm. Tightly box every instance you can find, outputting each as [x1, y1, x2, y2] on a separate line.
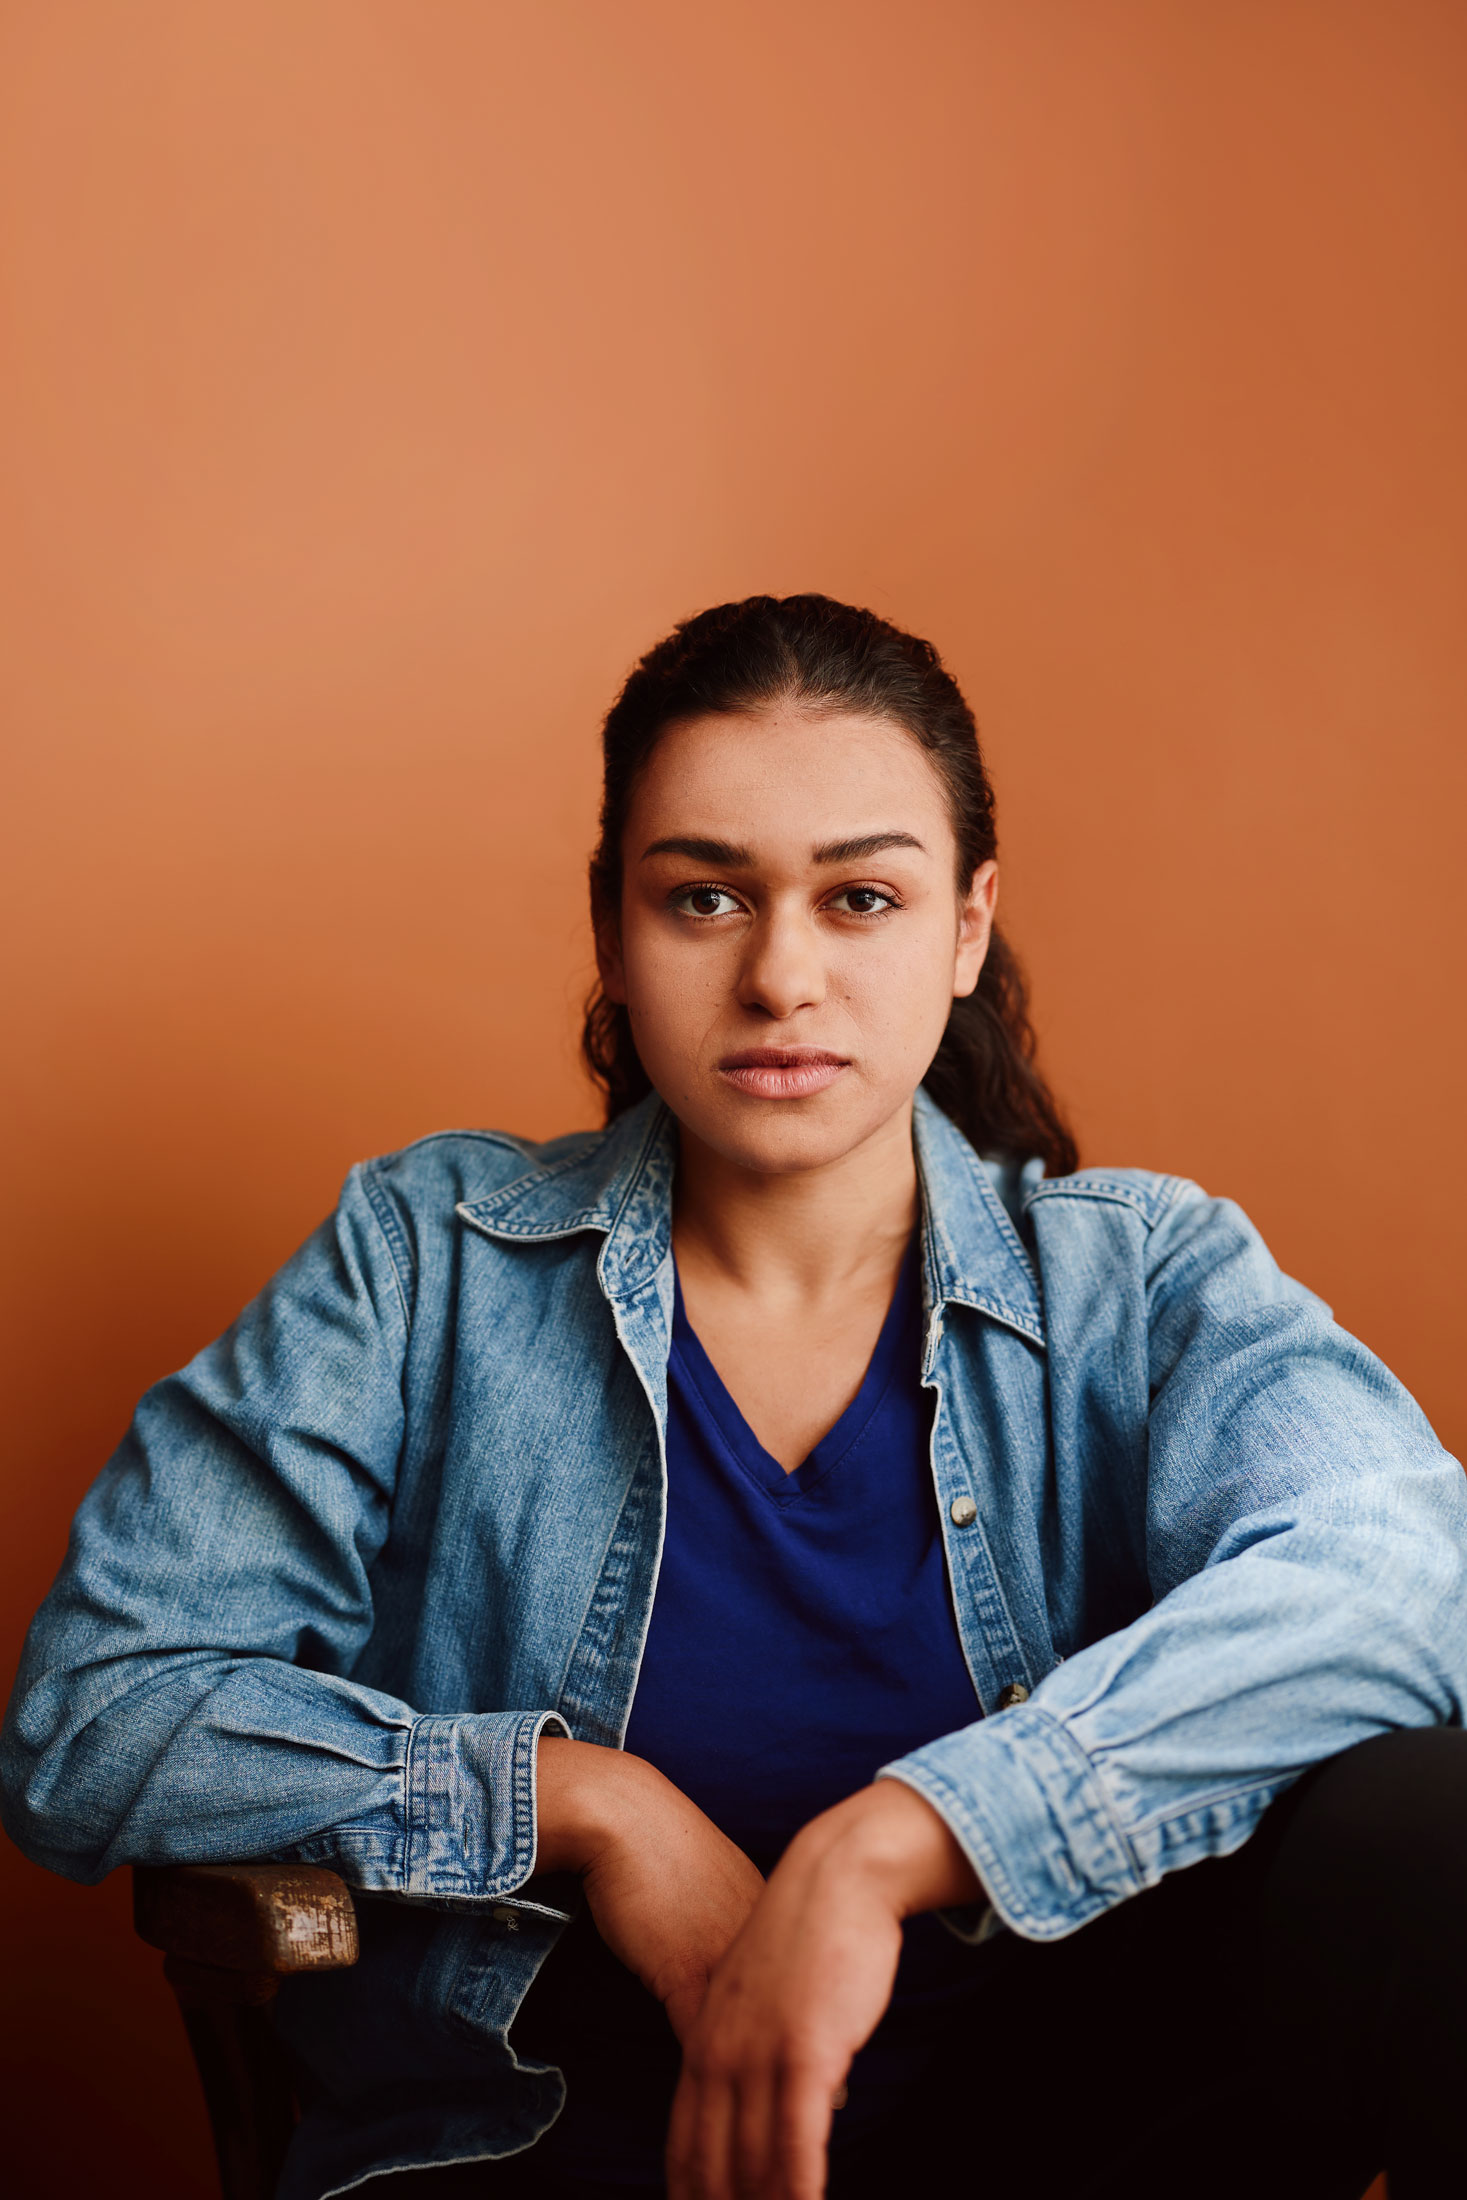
[534, 1733, 651, 1873]
[780, 1775, 984, 1916]
[532, 1735, 766, 2037]
[535, 1737, 980, 1912]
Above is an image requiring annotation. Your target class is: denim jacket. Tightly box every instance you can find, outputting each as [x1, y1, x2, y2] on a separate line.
[5, 1091, 1466, 2198]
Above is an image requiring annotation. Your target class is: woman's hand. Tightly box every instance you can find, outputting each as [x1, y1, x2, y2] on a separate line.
[665, 1779, 982, 2200]
[535, 1735, 766, 2040]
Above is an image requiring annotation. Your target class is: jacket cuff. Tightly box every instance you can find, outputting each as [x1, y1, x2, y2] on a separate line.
[404, 1708, 569, 1902]
[877, 1704, 1143, 1942]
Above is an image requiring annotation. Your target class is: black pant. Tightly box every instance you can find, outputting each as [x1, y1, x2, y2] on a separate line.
[377, 1726, 1467, 2198]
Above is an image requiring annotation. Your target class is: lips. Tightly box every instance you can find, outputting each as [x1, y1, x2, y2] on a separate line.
[716, 1048, 850, 1100]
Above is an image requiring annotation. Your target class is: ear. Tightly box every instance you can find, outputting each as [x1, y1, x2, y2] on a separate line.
[594, 903, 628, 1006]
[952, 860, 998, 999]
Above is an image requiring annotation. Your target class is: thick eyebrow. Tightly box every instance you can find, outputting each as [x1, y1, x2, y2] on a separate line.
[640, 830, 927, 868]
[640, 835, 754, 866]
[810, 831, 928, 865]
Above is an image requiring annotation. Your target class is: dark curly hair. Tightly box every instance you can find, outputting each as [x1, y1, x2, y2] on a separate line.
[583, 593, 1078, 1176]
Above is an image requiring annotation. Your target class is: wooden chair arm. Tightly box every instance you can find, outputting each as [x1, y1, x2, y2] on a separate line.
[133, 1864, 359, 1977]
[133, 1867, 357, 2198]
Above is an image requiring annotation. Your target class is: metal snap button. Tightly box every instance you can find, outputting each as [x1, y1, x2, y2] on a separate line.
[949, 1495, 978, 1527]
[996, 1683, 1030, 1710]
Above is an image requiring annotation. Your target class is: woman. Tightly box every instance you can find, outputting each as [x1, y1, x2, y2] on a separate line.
[4, 595, 1467, 2200]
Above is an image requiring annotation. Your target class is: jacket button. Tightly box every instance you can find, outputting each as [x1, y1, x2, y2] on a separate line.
[949, 1495, 978, 1527]
[996, 1683, 1030, 1710]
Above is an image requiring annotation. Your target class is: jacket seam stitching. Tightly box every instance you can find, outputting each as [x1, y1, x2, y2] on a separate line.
[358, 1163, 415, 1333]
[1028, 1707, 1146, 1883]
[939, 1292, 1046, 1348]
[968, 1158, 1039, 1279]
[459, 1210, 612, 1242]
[457, 1159, 632, 1241]
[1025, 1175, 1188, 1225]
[383, 1127, 540, 1160]
[1126, 1765, 1300, 1838]
[402, 1713, 430, 1893]
[464, 1137, 630, 1214]
[920, 1099, 1040, 1286]
[601, 1103, 671, 1241]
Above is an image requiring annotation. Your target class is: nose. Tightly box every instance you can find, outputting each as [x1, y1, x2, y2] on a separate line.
[736, 902, 827, 1021]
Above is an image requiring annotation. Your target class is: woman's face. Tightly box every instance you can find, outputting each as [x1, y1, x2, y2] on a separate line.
[598, 706, 996, 1177]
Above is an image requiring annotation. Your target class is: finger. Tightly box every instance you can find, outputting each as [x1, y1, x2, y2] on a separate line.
[667, 2060, 737, 2200]
[731, 2062, 777, 2200]
[770, 2056, 840, 2200]
[665, 2064, 701, 2200]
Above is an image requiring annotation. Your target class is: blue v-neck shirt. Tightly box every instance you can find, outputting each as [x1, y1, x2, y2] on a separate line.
[527, 1245, 988, 2184]
[625, 1241, 983, 1863]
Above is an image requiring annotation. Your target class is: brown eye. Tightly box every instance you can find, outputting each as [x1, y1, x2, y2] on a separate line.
[672, 884, 741, 918]
[827, 886, 896, 916]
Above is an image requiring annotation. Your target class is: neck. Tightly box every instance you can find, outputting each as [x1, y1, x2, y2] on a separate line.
[671, 1101, 920, 1308]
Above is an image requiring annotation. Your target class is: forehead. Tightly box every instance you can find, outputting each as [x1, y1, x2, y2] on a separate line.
[628, 708, 953, 845]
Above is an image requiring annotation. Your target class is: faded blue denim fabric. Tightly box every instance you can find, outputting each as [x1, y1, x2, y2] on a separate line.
[4, 1090, 1466, 2198]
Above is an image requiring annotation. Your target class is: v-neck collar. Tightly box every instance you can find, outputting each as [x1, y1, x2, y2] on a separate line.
[669, 1239, 921, 1503]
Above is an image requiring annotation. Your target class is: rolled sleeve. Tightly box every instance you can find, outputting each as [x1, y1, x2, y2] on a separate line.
[404, 1709, 570, 1902]
[880, 1705, 1143, 1941]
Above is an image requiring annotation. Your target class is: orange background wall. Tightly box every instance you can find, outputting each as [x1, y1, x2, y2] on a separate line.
[2, 4, 1462, 2190]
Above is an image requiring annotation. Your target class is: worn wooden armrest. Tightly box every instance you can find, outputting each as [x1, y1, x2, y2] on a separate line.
[133, 1868, 359, 2198]
[133, 1864, 359, 1981]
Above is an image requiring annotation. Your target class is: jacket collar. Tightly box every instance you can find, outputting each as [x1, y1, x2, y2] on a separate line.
[457, 1087, 1043, 1346]
[456, 1094, 676, 1302]
[909, 1091, 1044, 1347]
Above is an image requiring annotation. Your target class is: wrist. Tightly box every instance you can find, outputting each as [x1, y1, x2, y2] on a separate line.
[787, 1778, 983, 1920]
